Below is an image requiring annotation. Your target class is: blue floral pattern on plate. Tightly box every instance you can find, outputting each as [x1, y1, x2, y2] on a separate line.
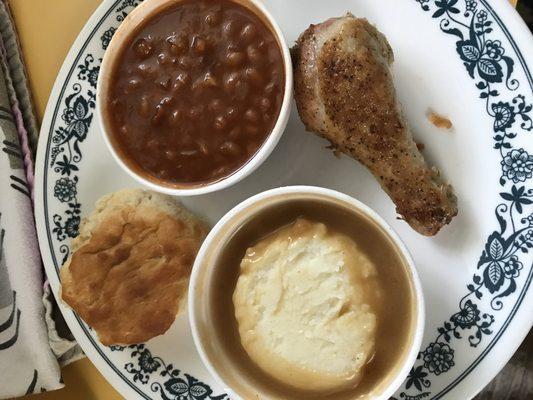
[392, 1, 533, 399]
[41, 0, 532, 399]
[111, 345, 227, 400]
[45, 0, 228, 398]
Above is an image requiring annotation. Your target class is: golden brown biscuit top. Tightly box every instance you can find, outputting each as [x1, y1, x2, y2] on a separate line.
[60, 193, 207, 345]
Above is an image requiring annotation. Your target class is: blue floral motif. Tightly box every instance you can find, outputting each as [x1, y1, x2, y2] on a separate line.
[77, 54, 100, 89]
[492, 101, 515, 132]
[499, 185, 533, 215]
[101, 27, 116, 50]
[48, 0, 226, 396]
[393, 394, 432, 400]
[49, 146, 62, 168]
[450, 300, 480, 329]
[157, 375, 220, 400]
[54, 154, 79, 176]
[54, 177, 77, 203]
[139, 349, 161, 373]
[53, 211, 81, 242]
[111, 344, 228, 399]
[124, 346, 159, 384]
[64, 215, 80, 238]
[455, 16, 514, 85]
[416, 0, 430, 11]
[49, 69, 94, 243]
[503, 255, 522, 278]
[422, 343, 455, 375]
[476, 10, 487, 22]
[485, 40, 504, 60]
[51, 83, 94, 174]
[406, 366, 431, 391]
[394, 1, 533, 399]
[115, 0, 143, 22]
[501, 149, 533, 183]
[432, 0, 460, 19]
[52, 172, 81, 243]
[465, 0, 477, 12]
[49, 83, 88, 243]
[60, 92, 92, 143]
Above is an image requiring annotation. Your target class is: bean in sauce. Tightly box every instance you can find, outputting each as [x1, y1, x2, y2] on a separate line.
[107, 0, 284, 185]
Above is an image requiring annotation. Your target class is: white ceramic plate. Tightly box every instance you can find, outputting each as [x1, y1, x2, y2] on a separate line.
[35, 1, 533, 399]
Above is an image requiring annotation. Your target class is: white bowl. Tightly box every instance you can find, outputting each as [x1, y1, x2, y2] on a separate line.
[189, 186, 425, 400]
[96, 0, 293, 196]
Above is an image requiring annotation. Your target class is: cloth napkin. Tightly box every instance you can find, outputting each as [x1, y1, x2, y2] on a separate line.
[0, 1, 80, 397]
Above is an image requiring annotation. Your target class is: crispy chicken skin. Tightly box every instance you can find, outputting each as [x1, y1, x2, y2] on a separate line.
[291, 14, 457, 236]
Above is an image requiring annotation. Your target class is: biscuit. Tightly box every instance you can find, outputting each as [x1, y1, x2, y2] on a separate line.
[60, 189, 208, 345]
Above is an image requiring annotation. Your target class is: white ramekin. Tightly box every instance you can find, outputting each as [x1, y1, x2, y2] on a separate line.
[96, 0, 293, 196]
[189, 186, 425, 400]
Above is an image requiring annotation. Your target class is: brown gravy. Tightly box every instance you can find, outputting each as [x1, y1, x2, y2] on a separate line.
[106, 0, 284, 186]
[208, 198, 417, 399]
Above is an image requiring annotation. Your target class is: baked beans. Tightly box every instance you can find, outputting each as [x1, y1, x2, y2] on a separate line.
[106, 0, 284, 185]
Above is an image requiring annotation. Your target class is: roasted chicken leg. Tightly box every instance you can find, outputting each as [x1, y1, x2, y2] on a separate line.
[292, 14, 457, 235]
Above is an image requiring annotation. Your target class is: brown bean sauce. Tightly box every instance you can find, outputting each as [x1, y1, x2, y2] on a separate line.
[106, 0, 284, 185]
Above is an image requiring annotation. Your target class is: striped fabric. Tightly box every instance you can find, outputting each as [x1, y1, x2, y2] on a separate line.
[0, 1, 64, 397]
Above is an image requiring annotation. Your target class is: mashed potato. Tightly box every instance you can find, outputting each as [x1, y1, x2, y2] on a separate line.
[233, 218, 382, 392]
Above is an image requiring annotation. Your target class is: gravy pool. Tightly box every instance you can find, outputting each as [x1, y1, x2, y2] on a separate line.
[207, 198, 418, 399]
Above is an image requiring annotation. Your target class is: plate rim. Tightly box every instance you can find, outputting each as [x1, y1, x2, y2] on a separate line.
[34, 1, 161, 398]
[33, 1, 533, 399]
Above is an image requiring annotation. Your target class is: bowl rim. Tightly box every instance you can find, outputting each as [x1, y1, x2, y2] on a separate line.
[95, 0, 293, 196]
[188, 185, 426, 400]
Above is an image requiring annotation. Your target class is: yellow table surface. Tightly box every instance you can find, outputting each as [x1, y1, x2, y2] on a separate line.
[8, 0, 518, 399]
